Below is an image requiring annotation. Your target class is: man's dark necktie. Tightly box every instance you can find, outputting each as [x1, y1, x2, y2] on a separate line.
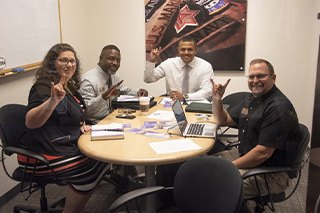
[106, 75, 113, 112]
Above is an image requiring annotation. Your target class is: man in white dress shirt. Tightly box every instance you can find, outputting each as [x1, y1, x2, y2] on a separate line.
[144, 36, 213, 101]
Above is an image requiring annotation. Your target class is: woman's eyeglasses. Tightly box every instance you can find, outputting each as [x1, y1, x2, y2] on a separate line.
[56, 58, 76, 65]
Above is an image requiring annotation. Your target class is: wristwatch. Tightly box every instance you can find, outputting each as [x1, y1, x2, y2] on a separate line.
[183, 94, 189, 101]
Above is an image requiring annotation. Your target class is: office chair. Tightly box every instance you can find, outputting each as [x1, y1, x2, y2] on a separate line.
[242, 123, 310, 213]
[109, 156, 243, 213]
[0, 104, 67, 213]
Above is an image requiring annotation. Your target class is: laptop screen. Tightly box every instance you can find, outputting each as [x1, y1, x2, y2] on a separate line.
[172, 100, 188, 134]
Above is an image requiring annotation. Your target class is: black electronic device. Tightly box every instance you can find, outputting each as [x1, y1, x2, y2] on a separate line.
[116, 115, 136, 119]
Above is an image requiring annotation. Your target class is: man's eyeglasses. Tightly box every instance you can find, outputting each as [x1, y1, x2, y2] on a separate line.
[118, 108, 135, 115]
[246, 74, 273, 80]
[56, 58, 76, 65]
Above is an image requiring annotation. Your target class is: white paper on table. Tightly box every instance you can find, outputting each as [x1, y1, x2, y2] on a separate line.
[149, 138, 202, 154]
[186, 100, 210, 104]
[160, 98, 210, 105]
[117, 95, 153, 102]
[159, 97, 173, 105]
[138, 131, 170, 139]
[117, 95, 139, 102]
[147, 110, 174, 120]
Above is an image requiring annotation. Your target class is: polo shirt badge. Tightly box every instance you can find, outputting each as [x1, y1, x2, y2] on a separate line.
[99, 87, 105, 92]
[241, 107, 248, 115]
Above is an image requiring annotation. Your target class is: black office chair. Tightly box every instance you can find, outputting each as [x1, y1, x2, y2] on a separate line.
[242, 123, 310, 212]
[109, 156, 243, 213]
[0, 104, 67, 213]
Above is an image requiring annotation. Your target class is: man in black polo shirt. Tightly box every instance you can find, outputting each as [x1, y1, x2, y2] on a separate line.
[211, 58, 299, 199]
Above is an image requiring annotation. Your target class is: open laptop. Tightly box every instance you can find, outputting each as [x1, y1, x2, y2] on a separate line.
[172, 100, 217, 138]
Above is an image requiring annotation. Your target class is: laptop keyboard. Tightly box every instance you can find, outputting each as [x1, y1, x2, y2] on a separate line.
[186, 123, 205, 135]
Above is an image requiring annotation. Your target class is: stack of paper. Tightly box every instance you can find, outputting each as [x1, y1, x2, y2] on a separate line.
[91, 123, 124, 141]
[92, 123, 123, 131]
[91, 131, 124, 140]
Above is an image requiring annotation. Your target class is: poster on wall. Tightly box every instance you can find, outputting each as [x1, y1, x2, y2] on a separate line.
[145, 0, 247, 71]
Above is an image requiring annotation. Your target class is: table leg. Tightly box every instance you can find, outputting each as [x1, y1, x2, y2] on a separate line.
[145, 165, 156, 213]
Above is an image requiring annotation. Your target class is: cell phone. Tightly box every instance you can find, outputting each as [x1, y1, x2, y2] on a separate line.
[116, 114, 136, 119]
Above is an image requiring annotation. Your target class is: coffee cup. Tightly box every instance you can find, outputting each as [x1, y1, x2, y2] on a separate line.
[139, 97, 150, 115]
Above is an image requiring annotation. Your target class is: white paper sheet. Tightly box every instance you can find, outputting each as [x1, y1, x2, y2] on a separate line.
[149, 138, 202, 154]
[147, 110, 175, 120]
[159, 97, 210, 105]
[117, 95, 154, 102]
[187, 100, 210, 104]
[138, 130, 170, 139]
[159, 97, 173, 105]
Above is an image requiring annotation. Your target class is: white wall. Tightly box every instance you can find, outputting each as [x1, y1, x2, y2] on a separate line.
[1, 0, 319, 197]
[60, 0, 320, 130]
[59, 0, 165, 97]
[244, 0, 319, 131]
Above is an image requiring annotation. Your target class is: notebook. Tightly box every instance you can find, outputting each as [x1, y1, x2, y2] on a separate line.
[172, 100, 217, 138]
[91, 131, 124, 141]
[91, 123, 124, 140]
[185, 102, 229, 113]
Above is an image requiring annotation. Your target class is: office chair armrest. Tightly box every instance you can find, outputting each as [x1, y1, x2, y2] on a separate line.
[4, 146, 50, 165]
[242, 166, 291, 179]
[225, 141, 240, 149]
[109, 186, 166, 212]
[217, 133, 239, 138]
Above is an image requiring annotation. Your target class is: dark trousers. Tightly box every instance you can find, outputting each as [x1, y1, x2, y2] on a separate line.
[156, 162, 184, 208]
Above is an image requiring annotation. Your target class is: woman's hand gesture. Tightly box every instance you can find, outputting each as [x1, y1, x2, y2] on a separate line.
[51, 74, 66, 102]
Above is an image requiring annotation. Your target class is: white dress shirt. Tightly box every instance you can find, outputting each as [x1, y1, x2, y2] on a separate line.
[144, 56, 213, 101]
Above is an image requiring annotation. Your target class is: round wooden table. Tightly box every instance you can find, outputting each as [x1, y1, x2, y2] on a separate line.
[78, 97, 215, 212]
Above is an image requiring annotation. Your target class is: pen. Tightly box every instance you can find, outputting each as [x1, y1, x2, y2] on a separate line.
[106, 129, 123, 132]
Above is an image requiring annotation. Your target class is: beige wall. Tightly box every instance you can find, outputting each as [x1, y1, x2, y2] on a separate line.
[1, 0, 319, 197]
[60, 0, 319, 130]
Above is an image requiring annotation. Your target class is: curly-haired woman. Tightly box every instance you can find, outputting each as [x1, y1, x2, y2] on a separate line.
[18, 43, 109, 213]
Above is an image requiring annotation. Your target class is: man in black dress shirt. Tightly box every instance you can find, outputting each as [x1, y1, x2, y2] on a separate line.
[211, 58, 299, 200]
